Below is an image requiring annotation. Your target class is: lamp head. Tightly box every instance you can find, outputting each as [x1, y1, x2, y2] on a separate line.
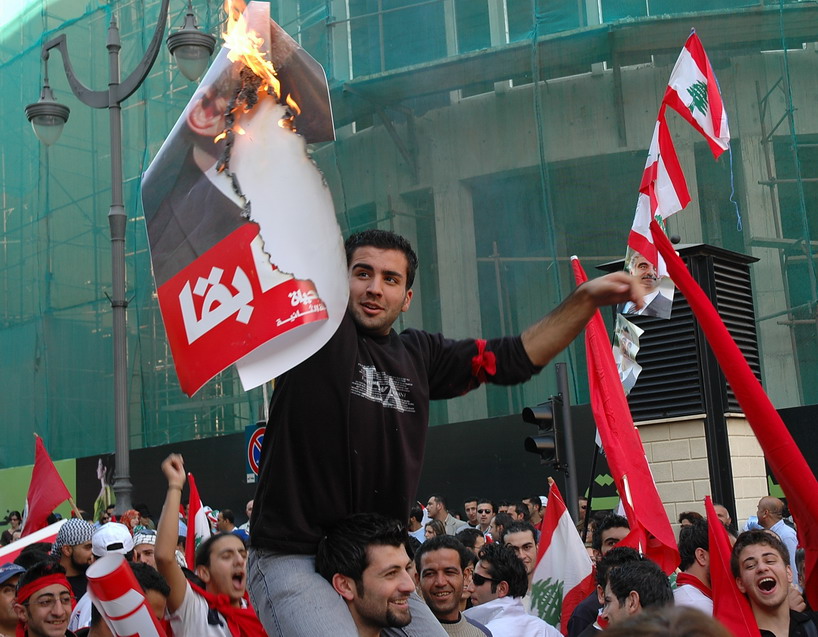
[25, 82, 70, 146]
[167, 5, 216, 82]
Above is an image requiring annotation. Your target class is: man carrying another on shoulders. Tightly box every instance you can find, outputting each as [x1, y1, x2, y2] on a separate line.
[248, 229, 643, 637]
[316, 513, 417, 637]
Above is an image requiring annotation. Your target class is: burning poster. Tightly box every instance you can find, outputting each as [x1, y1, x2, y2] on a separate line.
[142, 2, 346, 396]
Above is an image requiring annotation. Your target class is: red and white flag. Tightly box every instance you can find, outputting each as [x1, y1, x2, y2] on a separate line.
[0, 519, 66, 566]
[571, 257, 679, 574]
[651, 221, 818, 608]
[627, 109, 690, 277]
[663, 31, 730, 158]
[185, 472, 211, 570]
[530, 482, 595, 634]
[704, 497, 758, 636]
[21, 435, 73, 537]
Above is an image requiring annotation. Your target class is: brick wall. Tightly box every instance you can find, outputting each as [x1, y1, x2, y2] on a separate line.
[636, 416, 766, 531]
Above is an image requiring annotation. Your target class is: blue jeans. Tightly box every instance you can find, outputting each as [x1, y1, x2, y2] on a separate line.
[248, 548, 447, 637]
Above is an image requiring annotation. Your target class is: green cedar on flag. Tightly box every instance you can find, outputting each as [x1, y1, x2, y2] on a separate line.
[530, 482, 595, 634]
[663, 30, 730, 157]
[185, 472, 212, 569]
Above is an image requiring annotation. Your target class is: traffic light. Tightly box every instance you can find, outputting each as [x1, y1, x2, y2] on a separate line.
[522, 395, 563, 468]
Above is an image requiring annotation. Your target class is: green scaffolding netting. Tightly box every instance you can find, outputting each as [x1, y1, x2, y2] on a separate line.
[2, 0, 817, 470]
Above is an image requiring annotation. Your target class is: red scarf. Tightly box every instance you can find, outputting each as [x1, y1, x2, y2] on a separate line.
[676, 572, 713, 599]
[188, 582, 266, 637]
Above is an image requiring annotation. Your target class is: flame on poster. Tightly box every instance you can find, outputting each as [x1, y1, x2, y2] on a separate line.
[142, 1, 345, 395]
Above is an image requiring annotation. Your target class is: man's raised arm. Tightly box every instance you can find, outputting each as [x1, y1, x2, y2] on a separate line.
[521, 271, 641, 367]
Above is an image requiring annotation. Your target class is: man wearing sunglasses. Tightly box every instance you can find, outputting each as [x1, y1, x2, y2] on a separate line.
[475, 501, 494, 538]
[13, 561, 77, 637]
[464, 544, 559, 637]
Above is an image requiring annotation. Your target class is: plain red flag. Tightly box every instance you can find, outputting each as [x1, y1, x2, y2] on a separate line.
[21, 435, 73, 537]
[704, 497, 758, 636]
[571, 257, 679, 573]
[650, 219, 818, 606]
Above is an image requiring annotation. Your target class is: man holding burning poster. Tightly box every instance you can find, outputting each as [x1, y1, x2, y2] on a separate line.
[247, 229, 643, 636]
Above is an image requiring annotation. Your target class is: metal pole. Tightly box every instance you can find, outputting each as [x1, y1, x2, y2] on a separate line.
[39, 0, 172, 514]
[556, 362, 579, 522]
[106, 18, 132, 514]
[581, 443, 599, 541]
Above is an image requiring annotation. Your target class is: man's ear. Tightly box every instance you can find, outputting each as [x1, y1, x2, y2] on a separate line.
[495, 580, 510, 599]
[13, 603, 27, 624]
[595, 584, 604, 604]
[332, 574, 357, 602]
[695, 547, 709, 568]
[195, 565, 211, 584]
[62, 545, 72, 559]
[401, 289, 413, 313]
[736, 576, 747, 594]
[625, 590, 641, 615]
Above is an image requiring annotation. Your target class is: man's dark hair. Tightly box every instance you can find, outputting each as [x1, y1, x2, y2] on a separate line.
[17, 559, 66, 591]
[195, 532, 245, 568]
[596, 545, 641, 588]
[464, 496, 478, 507]
[14, 543, 54, 570]
[316, 513, 407, 592]
[512, 503, 530, 521]
[592, 513, 630, 552]
[455, 527, 484, 550]
[502, 521, 537, 545]
[130, 562, 171, 597]
[344, 230, 418, 289]
[414, 535, 472, 571]
[409, 505, 423, 525]
[220, 509, 235, 525]
[523, 496, 542, 511]
[429, 494, 448, 511]
[607, 559, 673, 610]
[493, 513, 514, 541]
[678, 519, 708, 571]
[677, 511, 703, 525]
[498, 500, 511, 509]
[477, 498, 495, 513]
[478, 543, 528, 598]
[731, 529, 790, 577]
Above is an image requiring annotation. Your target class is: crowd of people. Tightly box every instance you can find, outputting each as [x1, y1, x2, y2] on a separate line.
[1, 228, 807, 636]
[0, 486, 811, 637]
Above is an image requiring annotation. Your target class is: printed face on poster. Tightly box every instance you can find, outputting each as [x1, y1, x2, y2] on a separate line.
[142, 2, 347, 396]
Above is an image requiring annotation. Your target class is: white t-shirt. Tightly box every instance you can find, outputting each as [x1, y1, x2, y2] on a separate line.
[169, 581, 244, 637]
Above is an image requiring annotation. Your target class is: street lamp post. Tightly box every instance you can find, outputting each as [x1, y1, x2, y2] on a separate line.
[25, 0, 215, 514]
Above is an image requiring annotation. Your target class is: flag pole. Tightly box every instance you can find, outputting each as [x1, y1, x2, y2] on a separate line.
[581, 443, 600, 540]
[67, 497, 83, 520]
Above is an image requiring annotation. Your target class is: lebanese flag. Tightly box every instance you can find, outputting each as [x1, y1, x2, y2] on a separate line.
[21, 435, 73, 537]
[0, 519, 66, 566]
[650, 220, 818, 608]
[530, 482, 594, 634]
[627, 110, 690, 276]
[571, 257, 679, 574]
[185, 472, 211, 569]
[663, 31, 730, 158]
[704, 497, 758, 636]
